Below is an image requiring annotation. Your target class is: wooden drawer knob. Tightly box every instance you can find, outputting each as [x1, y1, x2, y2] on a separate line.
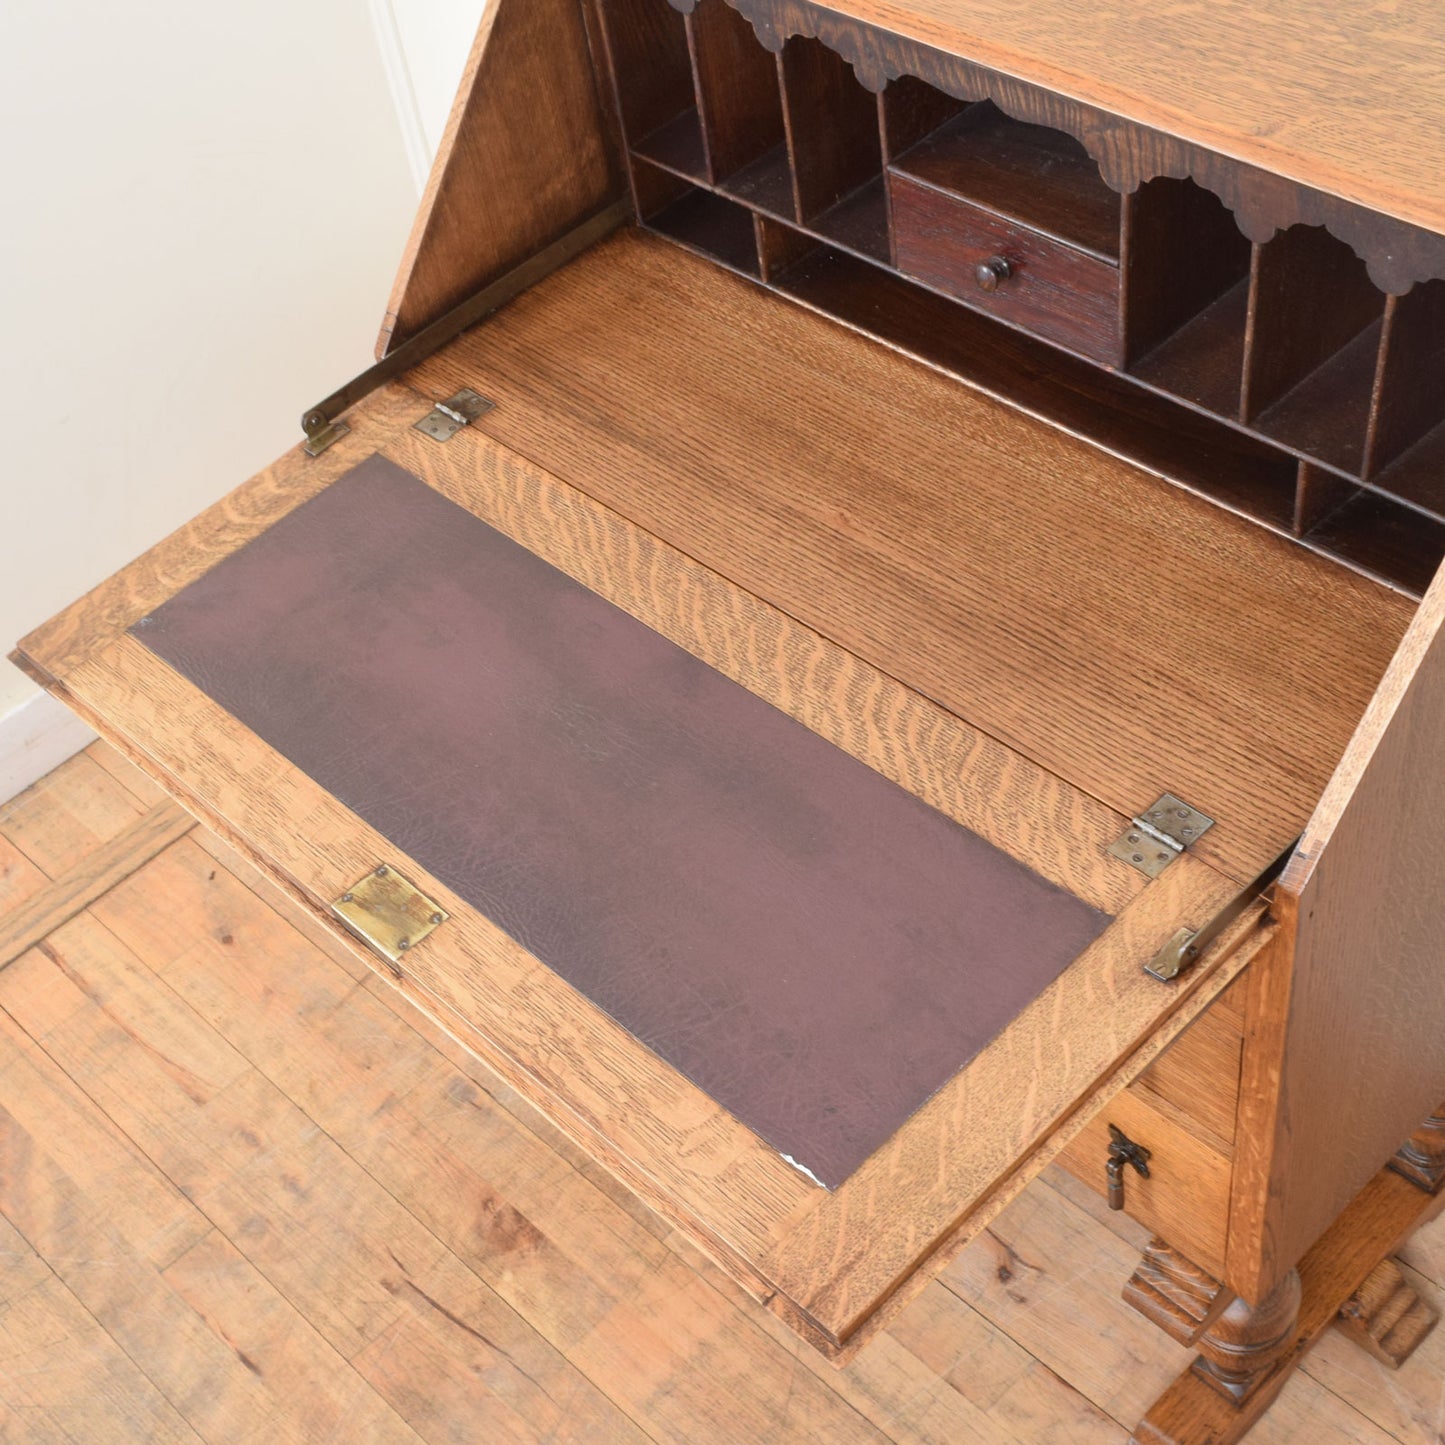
[974, 255, 1014, 292]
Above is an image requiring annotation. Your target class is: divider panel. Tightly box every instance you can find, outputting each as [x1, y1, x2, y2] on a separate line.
[686, 0, 785, 186]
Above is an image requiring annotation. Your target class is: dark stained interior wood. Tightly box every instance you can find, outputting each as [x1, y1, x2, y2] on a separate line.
[780, 35, 883, 222]
[595, 0, 694, 148]
[687, 0, 786, 186]
[406, 229, 1413, 887]
[890, 101, 1121, 260]
[1303, 491, 1445, 600]
[593, 0, 1445, 594]
[1365, 281, 1445, 478]
[1242, 224, 1385, 425]
[880, 75, 968, 161]
[1128, 281, 1248, 418]
[1374, 421, 1445, 519]
[1255, 320, 1383, 476]
[1121, 178, 1251, 368]
[755, 214, 821, 283]
[642, 184, 762, 277]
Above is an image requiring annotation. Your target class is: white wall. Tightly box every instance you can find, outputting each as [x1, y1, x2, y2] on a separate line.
[370, 0, 489, 192]
[0, 0, 483, 795]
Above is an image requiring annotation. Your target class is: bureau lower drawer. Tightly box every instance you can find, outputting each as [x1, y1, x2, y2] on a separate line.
[888, 172, 1121, 363]
[1060, 1088, 1233, 1276]
[1058, 978, 1246, 1277]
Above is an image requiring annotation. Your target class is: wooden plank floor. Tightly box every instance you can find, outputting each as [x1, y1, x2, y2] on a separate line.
[0, 744, 1441, 1444]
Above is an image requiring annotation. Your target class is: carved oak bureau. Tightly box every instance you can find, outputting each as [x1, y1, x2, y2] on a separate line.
[15, 2, 1445, 1439]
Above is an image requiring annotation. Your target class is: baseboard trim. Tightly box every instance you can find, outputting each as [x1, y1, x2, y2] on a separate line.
[0, 689, 97, 805]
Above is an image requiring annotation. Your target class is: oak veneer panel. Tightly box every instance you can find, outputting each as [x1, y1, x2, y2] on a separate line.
[1132, 988, 1243, 1150]
[1249, 562, 1445, 1295]
[379, 0, 623, 353]
[18, 391, 1262, 1357]
[131, 455, 1109, 1189]
[409, 230, 1413, 886]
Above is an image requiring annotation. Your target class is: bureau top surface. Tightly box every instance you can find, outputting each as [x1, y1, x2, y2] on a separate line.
[820, 0, 1445, 236]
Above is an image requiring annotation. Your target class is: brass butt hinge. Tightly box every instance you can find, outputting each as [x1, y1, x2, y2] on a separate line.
[1144, 841, 1297, 983]
[330, 864, 448, 976]
[1108, 794, 1215, 879]
[413, 388, 495, 442]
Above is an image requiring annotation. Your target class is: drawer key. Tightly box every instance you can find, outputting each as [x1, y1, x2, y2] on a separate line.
[1106, 1124, 1152, 1210]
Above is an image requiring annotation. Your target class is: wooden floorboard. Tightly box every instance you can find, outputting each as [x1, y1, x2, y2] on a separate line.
[0, 743, 1438, 1444]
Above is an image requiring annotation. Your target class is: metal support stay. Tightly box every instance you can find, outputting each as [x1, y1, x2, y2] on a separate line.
[1145, 840, 1297, 982]
[301, 198, 632, 456]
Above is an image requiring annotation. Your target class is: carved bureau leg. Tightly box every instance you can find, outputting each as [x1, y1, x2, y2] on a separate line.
[1191, 1269, 1302, 1403]
[1133, 1162, 1445, 1445]
[1390, 1104, 1445, 1193]
[1337, 1256, 1439, 1367]
[1123, 1237, 1303, 1405]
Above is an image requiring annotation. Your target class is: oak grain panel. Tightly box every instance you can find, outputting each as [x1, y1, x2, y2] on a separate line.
[408, 230, 1412, 886]
[32, 463, 1252, 1358]
[56, 636, 814, 1265]
[760, 857, 1243, 1342]
[1131, 986, 1244, 1149]
[1255, 563, 1445, 1294]
[379, 0, 622, 353]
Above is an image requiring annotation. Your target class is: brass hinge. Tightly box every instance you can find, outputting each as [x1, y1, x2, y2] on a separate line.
[414, 388, 495, 442]
[330, 864, 448, 975]
[1144, 841, 1296, 982]
[1108, 794, 1215, 879]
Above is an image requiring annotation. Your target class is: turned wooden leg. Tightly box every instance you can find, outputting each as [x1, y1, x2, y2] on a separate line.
[1123, 1238, 1232, 1347]
[1191, 1269, 1302, 1404]
[1391, 1105, 1445, 1193]
[1337, 1257, 1439, 1367]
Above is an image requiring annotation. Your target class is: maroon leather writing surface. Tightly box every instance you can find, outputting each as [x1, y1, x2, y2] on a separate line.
[134, 455, 1109, 1187]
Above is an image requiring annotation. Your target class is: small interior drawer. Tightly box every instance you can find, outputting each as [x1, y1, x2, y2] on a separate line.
[1057, 979, 1246, 1277]
[889, 173, 1120, 363]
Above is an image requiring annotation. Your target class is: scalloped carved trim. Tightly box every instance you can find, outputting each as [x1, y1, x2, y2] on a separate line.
[667, 0, 1445, 293]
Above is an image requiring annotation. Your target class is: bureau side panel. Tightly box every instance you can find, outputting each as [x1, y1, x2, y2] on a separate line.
[378, 0, 625, 355]
[1232, 567, 1445, 1299]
